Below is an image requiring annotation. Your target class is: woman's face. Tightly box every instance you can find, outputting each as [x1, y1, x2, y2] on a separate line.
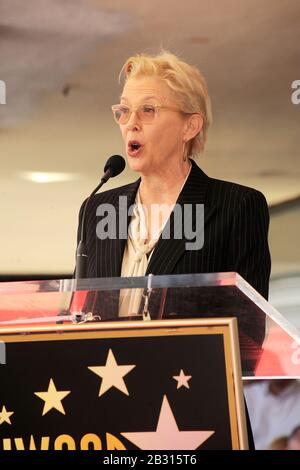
[118, 76, 189, 176]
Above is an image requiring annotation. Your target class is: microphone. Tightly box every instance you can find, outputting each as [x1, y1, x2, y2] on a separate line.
[102, 154, 126, 181]
[75, 155, 125, 279]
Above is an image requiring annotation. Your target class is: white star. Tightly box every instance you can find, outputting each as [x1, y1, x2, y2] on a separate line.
[173, 369, 192, 389]
[34, 379, 71, 416]
[121, 395, 214, 450]
[0, 405, 14, 425]
[88, 349, 136, 397]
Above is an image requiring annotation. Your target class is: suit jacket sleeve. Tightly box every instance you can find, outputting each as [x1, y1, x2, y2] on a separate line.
[75, 196, 99, 277]
[72, 202, 83, 279]
[227, 189, 271, 299]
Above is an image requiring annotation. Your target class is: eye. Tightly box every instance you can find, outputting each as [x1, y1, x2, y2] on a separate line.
[142, 105, 156, 114]
[115, 105, 130, 121]
[119, 105, 130, 115]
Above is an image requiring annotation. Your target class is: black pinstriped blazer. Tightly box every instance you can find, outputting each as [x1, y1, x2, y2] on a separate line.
[78, 159, 271, 344]
[78, 159, 269, 447]
[79, 159, 270, 289]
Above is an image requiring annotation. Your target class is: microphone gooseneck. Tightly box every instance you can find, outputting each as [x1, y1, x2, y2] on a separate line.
[75, 155, 125, 279]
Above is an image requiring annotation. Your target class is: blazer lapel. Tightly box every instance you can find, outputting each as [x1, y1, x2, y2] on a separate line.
[96, 160, 217, 278]
[96, 179, 140, 278]
[146, 160, 216, 275]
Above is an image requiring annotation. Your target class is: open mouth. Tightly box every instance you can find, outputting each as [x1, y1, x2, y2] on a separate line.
[128, 140, 143, 156]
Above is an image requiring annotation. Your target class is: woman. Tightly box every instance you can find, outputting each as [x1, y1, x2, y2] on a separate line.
[77, 51, 271, 450]
[78, 50, 271, 324]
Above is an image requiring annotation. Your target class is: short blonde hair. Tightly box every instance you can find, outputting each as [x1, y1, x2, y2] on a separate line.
[120, 51, 212, 156]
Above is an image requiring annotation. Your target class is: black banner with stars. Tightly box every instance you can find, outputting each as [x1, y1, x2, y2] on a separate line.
[0, 319, 247, 450]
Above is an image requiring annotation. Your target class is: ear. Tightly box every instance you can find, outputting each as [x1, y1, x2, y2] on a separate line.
[183, 114, 203, 142]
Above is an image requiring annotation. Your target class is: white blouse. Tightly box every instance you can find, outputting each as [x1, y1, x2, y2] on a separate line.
[119, 164, 192, 317]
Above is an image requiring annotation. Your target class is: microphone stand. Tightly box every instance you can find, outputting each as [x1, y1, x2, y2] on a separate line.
[75, 168, 112, 280]
[72, 176, 109, 324]
[142, 274, 154, 321]
[70, 155, 125, 323]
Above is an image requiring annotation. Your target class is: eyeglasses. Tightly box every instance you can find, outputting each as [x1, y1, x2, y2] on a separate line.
[111, 103, 184, 124]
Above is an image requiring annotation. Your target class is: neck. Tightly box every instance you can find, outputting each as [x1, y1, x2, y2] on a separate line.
[139, 160, 191, 205]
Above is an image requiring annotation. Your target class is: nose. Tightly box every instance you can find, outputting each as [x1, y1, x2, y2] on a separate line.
[125, 110, 141, 131]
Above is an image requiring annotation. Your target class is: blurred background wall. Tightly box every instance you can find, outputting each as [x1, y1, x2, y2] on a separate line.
[0, 0, 299, 326]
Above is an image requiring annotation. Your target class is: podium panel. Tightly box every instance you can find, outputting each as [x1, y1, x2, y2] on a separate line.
[0, 319, 247, 450]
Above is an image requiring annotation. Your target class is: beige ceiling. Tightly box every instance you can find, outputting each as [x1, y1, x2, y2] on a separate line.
[0, 0, 299, 275]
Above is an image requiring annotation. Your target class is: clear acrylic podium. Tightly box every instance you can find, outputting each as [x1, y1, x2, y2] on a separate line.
[0, 272, 299, 450]
[1, 272, 299, 378]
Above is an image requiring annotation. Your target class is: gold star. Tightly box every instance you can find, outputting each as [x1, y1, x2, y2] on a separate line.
[173, 369, 192, 389]
[0, 405, 14, 425]
[34, 379, 71, 416]
[88, 349, 136, 397]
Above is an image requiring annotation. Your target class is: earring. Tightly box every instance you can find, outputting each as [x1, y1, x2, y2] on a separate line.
[182, 141, 187, 162]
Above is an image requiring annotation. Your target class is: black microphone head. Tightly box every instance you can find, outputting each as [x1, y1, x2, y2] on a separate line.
[104, 155, 125, 177]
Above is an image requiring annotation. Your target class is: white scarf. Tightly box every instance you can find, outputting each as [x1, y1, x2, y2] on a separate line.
[119, 190, 161, 316]
[119, 164, 192, 316]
